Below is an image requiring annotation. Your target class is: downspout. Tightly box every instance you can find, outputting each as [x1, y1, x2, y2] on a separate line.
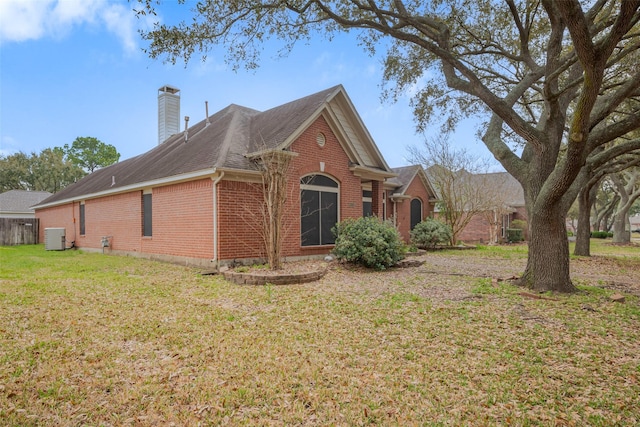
[72, 201, 77, 245]
[212, 171, 225, 270]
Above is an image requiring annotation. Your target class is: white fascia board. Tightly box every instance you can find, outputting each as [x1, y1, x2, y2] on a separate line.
[349, 164, 397, 180]
[0, 211, 35, 216]
[390, 193, 412, 202]
[383, 183, 395, 190]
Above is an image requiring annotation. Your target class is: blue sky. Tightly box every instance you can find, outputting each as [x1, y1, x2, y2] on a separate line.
[0, 0, 494, 169]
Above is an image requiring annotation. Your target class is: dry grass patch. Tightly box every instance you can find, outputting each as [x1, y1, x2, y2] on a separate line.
[1, 244, 639, 425]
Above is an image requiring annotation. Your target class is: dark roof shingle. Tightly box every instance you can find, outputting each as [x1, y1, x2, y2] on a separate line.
[37, 86, 344, 207]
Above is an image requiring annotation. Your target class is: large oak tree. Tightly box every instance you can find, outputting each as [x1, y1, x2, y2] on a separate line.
[0, 148, 85, 194]
[64, 136, 120, 173]
[137, 0, 640, 292]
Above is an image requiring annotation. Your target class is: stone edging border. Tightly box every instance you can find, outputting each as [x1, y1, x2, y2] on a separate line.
[223, 267, 328, 286]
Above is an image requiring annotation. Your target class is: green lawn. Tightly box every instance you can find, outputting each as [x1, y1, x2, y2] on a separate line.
[1, 244, 639, 426]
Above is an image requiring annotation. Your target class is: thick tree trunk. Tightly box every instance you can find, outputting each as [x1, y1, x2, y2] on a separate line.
[612, 209, 631, 244]
[520, 204, 576, 293]
[610, 171, 638, 244]
[574, 186, 595, 256]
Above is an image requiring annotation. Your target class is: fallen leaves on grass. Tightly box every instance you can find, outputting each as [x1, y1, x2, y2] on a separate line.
[0, 245, 638, 425]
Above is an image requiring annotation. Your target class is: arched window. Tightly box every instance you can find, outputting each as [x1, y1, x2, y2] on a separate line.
[410, 198, 423, 230]
[301, 174, 339, 246]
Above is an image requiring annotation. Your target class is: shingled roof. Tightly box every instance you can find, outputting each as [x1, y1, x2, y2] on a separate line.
[36, 85, 392, 209]
[425, 166, 524, 210]
[388, 165, 437, 200]
[476, 172, 524, 207]
[0, 190, 52, 215]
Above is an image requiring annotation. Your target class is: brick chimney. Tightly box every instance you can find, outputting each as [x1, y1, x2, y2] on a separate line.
[158, 85, 180, 145]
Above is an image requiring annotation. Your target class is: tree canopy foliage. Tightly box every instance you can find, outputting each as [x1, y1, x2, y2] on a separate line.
[63, 136, 120, 173]
[1, 137, 120, 194]
[137, 0, 640, 292]
[0, 149, 85, 194]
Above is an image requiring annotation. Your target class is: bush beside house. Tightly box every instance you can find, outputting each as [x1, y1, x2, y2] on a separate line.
[332, 217, 405, 270]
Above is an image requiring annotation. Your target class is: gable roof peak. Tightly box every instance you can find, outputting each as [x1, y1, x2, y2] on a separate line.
[36, 85, 393, 209]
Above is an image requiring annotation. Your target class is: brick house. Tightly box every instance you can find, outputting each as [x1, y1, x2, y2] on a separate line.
[385, 165, 437, 242]
[34, 85, 436, 268]
[455, 172, 527, 244]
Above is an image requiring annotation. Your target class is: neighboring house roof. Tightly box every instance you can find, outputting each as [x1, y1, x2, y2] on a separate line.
[425, 166, 525, 211]
[35, 85, 394, 209]
[476, 172, 525, 207]
[388, 165, 438, 200]
[0, 190, 52, 216]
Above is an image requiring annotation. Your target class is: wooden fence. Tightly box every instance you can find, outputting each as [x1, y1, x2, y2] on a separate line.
[0, 218, 39, 246]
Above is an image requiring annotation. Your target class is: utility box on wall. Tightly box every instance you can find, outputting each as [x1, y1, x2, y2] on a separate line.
[44, 228, 65, 251]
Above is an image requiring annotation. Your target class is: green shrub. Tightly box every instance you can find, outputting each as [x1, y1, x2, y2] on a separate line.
[590, 231, 613, 239]
[511, 219, 526, 229]
[406, 243, 419, 253]
[332, 217, 405, 270]
[506, 228, 524, 242]
[510, 219, 528, 240]
[410, 218, 452, 248]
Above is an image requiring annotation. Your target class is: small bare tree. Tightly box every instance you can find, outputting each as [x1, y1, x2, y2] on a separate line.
[253, 150, 295, 270]
[479, 203, 514, 245]
[409, 135, 509, 245]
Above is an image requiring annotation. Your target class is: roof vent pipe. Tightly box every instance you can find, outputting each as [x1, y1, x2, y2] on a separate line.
[205, 101, 210, 126]
[184, 116, 190, 142]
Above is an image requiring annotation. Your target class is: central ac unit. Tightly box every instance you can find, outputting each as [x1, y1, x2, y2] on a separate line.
[45, 228, 66, 251]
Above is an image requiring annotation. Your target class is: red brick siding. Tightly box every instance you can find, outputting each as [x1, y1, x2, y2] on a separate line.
[387, 177, 434, 243]
[37, 115, 376, 263]
[457, 212, 492, 243]
[37, 180, 214, 259]
[457, 207, 528, 244]
[36, 203, 80, 245]
[217, 180, 266, 260]
[144, 179, 214, 259]
[514, 207, 527, 222]
[37, 193, 142, 250]
[286, 115, 364, 256]
[83, 192, 143, 250]
[216, 115, 369, 261]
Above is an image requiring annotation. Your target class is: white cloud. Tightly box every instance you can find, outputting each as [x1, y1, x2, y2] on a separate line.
[49, 0, 104, 37]
[0, 0, 54, 42]
[101, 3, 138, 54]
[0, 0, 145, 54]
